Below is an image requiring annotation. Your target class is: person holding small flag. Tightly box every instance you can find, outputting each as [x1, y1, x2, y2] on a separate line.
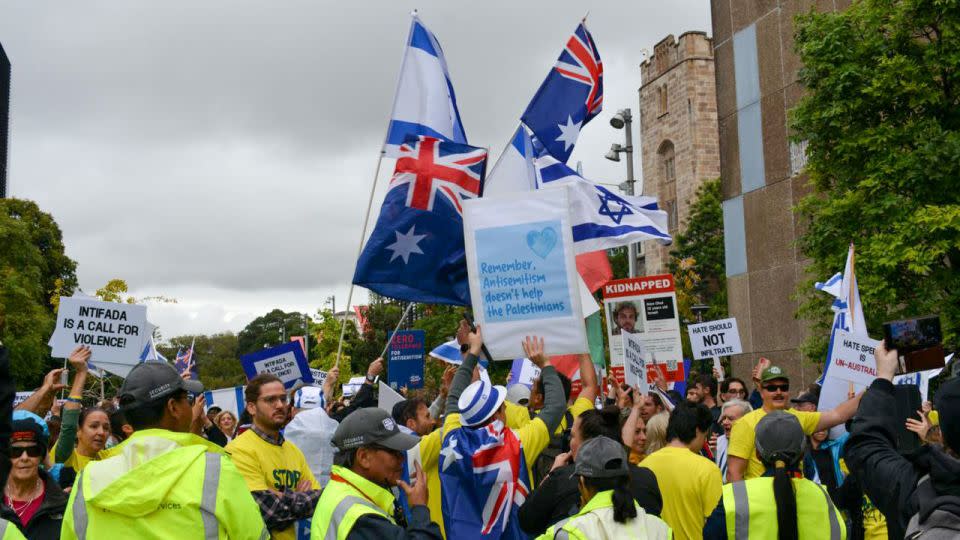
[439, 327, 565, 539]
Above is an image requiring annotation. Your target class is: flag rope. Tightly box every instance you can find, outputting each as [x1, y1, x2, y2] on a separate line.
[379, 302, 416, 360]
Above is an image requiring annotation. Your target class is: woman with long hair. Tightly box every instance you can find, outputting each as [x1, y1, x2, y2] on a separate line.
[704, 411, 847, 539]
[536, 436, 671, 539]
[1, 412, 68, 539]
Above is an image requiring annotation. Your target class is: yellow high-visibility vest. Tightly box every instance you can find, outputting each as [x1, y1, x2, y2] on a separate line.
[722, 477, 846, 540]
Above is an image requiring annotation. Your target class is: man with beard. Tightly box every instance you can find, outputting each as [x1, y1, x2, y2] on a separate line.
[227, 374, 320, 540]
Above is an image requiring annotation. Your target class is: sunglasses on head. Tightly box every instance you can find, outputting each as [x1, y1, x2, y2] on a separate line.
[11, 446, 43, 458]
[763, 383, 790, 393]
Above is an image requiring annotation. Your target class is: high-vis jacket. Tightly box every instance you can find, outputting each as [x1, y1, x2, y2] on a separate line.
[61, 428, 268, 540]
[312, 465, 397, 540]
[0, 518, 26, 540]
[536, 490, 672, 540]
[721, 477, 846, 540]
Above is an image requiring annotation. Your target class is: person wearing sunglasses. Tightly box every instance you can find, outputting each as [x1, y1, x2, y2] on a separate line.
[0, 411, 67, 539]
[726, 365, 862, 482]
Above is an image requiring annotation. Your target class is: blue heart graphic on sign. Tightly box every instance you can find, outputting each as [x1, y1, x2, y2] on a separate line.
[526, 227, 557, 259]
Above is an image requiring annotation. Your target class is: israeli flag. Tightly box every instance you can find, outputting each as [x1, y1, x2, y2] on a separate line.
[484, 125, 539, 196]
[203, 386, 245, 421]
[384, 13, 467, 157]
[139, 335, 168, 363]
[428, 339, 463, 365]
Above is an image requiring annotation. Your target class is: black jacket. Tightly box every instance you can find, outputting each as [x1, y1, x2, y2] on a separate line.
[518, 462, 663, 537]
[347, 504, 442, 540]
[0, 469, 69, 540]
[845, 378, 960, 539]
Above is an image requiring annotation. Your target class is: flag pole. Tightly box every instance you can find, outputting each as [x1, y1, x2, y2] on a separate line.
[335, 12, 418, 368]
[379, 302, 416, 360]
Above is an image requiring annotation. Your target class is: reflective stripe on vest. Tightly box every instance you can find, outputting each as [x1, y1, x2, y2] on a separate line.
[72, 452, 226, 540]
[200, 452, 221, 540]
[731, 480, 749, 540]
[323, 496, 383, 540]
[0, 518, 7, 536]
[73, 471, 88, 540]
[723, 477, 846, 540]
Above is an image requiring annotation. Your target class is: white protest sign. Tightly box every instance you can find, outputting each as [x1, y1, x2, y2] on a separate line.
[50, 296, 149, 368]
[622, 332, 654, 393]
[310, 369, 328, 386]
[463, 186, 587, 359]
[894, 367, 944, 402]
[688, 318, 742, 360]
[827, 331, 880, 387]
[378, 381, 406, 413]
[343, 376, 366, 397]
[602, 275, 684, 385]
[13, 392, 33, 408]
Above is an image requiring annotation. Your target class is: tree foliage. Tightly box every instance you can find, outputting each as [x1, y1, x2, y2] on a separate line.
[237, 309, 311, 357]
[792, 0, 960, 359]
[160, 333, 244, 390]
[0, 199, 77, 386]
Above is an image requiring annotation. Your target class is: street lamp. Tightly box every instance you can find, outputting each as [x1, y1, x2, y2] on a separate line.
[606, 108, 637, 276]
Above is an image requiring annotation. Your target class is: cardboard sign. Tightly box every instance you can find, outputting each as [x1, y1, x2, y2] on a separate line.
[240, 341, 314, 390]
[603, 275, 684, 384]
[387, 330, 425, 390]
[688, 318, 743, 360]
[463, 186, 587, 359]
[50, 296, 149, 368]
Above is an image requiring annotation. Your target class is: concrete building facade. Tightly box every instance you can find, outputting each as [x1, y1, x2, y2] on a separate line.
[710, 0, 852, 384]
[638, 32, 720, 275]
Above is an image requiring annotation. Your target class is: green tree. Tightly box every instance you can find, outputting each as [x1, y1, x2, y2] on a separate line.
[237, 309, 311, 357]
[0, 199, 78, 386]
[2, 199, 77, 312]
[792, 1, 960, 360]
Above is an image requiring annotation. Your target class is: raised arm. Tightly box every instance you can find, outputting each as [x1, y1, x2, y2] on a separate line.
[446, 324, 481, 414]
[815, 391, 863, 432]
[523, 337, 563, 435]
[577, 353, 598, 404]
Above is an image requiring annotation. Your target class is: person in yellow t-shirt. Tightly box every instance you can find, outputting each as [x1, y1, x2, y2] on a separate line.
[727, 365, 862, 481]
[641, 401, 722, 540]
[226, 374, 320, 540]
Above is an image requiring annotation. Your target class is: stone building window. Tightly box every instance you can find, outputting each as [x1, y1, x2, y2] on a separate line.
[658, 140, 678, 231]
[658, 85, 668, 116]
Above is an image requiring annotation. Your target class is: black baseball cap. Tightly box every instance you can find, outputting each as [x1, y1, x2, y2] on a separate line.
[790, 392, 817, 406]
[119, 361, 204, 409]
[755, 411, 805, 466]
[332, 408, 419, 452]
[573, 436, 629, 479]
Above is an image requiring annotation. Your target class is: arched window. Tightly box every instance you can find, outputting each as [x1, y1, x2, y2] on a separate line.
[658, 141, 678, 231]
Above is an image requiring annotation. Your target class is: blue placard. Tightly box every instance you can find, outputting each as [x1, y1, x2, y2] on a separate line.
[387, 330, 425, 390]
[240, 341, 313, 389]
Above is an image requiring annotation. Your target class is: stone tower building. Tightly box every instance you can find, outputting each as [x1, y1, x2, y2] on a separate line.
[638, 32, 720, 275]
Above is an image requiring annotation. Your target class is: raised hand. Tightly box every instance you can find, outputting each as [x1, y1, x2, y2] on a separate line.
[521, 336, 548, 367]
[68, 346, 91, 372]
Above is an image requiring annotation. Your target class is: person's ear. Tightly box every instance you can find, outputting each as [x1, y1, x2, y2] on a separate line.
[245, 401, 257, 417]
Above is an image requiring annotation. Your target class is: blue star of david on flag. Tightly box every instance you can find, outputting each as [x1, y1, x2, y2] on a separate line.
[596, 189, 634, 225]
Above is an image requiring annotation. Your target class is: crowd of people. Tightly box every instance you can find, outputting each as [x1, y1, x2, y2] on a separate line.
[1, 320, 958, 539]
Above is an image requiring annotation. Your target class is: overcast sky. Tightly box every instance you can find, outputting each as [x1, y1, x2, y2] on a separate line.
[2, 1, 711, 340]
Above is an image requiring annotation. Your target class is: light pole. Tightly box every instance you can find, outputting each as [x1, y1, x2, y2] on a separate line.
[605, 108, 637, 277]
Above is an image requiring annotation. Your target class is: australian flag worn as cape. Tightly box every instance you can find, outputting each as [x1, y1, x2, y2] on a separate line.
[353, 135, 486, 305]
[440, 420, 531, 539]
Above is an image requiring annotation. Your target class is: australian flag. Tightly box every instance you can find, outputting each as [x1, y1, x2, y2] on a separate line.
[174, 339, 199, 380]
[439, 421, 531, 539]
[521, 20, 603, 163]
[353, 135, 487, 305]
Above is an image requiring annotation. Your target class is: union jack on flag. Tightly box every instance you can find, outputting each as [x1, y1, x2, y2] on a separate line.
[439, 420, 531, 539]
[391, 136, 486, 215]
[352, 135, 487, 306]
[521, 20, 604, 163]
[174, 339, 198, 380]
